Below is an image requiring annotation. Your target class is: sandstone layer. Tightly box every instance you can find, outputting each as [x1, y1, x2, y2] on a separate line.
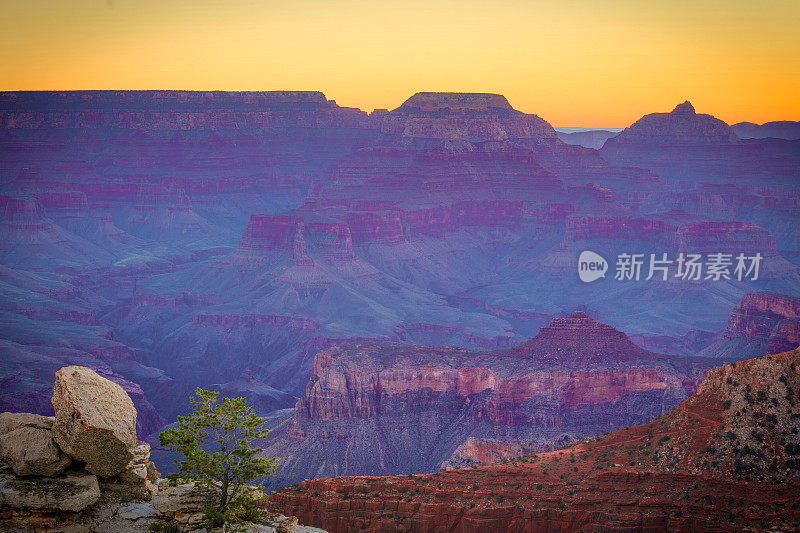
[268, 348, 800, 532]
[261, 312, 714, 488]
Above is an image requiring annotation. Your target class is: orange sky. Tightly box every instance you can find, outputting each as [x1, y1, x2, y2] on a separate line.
[1, 0, 798, 127]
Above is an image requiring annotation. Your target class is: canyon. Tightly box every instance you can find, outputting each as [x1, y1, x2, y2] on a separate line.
[268, 347, 800, 532]
[259, 312, 716, 489]
[0, 90, 797, 482]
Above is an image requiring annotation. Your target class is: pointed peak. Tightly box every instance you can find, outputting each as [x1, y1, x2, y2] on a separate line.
[566, 310, 591, 320]
[672, 100, 696, 115]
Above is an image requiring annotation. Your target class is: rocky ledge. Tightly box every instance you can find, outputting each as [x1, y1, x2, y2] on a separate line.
[0, 366, 321, 532]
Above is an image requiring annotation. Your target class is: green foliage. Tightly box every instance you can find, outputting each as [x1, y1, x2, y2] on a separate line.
[159, 388, 278, 523]
[148, 522, 179, 533]
[146, 460, 160, 484]
[203, 493, 261, 528]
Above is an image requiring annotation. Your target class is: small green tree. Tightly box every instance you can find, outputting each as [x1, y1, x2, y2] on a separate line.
[159, 388, 278, 525]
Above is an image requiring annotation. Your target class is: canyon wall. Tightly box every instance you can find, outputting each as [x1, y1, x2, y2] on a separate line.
[261, 312, 714, 488]
[0, 90, 798, 464]
[267, 348, 800, 532]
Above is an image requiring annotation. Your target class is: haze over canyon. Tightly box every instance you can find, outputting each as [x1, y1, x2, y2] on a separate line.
[0, 90, 798, 494]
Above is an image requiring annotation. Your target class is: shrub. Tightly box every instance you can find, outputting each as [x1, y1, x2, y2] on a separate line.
[159, 388, 278, 526]
[146, 460, 160, 484]
[148, 522, 180, 533]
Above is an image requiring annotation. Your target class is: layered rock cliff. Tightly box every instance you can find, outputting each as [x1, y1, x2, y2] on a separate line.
[1, 90, 798, 481]
[268, 348, 800, 532]
[0, 90, 373, 130]
[260, 312, 714, 488]
[603, 101, 735, 146]
[700, 292, 800, 360]
[381, 92, 558, 141]
[600, 101, 800, 190]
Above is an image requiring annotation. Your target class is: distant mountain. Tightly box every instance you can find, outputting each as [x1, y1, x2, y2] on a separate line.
[382, 91, 558, 141]
[603, 100, 736, 146]
[269, 347, 800, 532]
[599, 101, 800, 203]
[733, 121, 800, 140]
[557, 129, 619, 149]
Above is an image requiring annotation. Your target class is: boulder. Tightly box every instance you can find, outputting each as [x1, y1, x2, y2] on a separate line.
[99, 441, 157, 499]
[151, 482, 215, 515]
[0, 465, 100, 512]
[51, 366, 137, 477]
[0, 412, 71, 476]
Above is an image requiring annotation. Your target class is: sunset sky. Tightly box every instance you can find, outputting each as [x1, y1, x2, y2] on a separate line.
[1, 0, 798, 127]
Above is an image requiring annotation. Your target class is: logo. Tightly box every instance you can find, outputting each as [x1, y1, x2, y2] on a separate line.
[578, 250, 608, 283]
[576, 251, 762, 283]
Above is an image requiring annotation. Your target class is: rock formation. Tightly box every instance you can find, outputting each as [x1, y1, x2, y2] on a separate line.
[52, 365, 138, 477]
[733, 120, 800, 140]
[604, 101, 736, 146]
[600, 101, 800, 190]
[557, 129, 620, 149]
[381, 92, 558, 141]
[0, 469, 100, 513]
[700, 291, 800, 360]
[0, 413, 71, 477]
[268, 348, 800, 532]
[0, 367, 154, 517]
[0, 365, 316, 532]
[0, 90, 798, 481]
[260, 312, 715, 488]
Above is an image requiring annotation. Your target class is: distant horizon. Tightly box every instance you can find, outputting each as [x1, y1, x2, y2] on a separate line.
[0, 88, 792, 130]
[2, 1, 798, 128]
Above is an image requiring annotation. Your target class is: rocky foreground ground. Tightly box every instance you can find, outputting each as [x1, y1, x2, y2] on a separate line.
[269, 348, 800, 532]
[0, 365, 321, 532]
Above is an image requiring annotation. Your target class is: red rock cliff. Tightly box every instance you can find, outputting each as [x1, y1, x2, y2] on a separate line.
[260, 313, 713, 488]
